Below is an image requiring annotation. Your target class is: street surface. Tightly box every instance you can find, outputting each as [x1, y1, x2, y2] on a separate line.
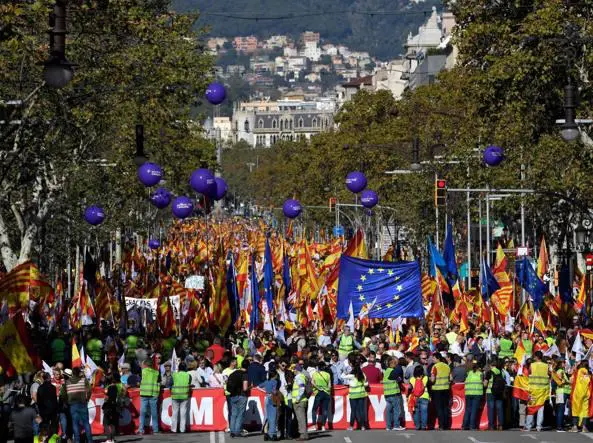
[127, 430, 593, 443]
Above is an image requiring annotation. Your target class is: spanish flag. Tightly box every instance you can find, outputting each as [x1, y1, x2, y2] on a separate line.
[0, 314, 41, 375]
[71, 339, 82, 368]
[514, 339, 526, 363]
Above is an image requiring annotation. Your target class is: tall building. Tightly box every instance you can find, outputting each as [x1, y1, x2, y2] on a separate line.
[232, 98, 335, 148]
[233, 36, 259, 53]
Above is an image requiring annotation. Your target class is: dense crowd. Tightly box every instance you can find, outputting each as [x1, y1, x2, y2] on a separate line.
[4, 316, 593, 443]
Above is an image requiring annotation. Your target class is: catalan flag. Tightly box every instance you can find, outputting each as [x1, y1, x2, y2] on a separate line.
[490, 245, 513, 316]
[71, 338, 82, 368]
[537, 236, 549, 280]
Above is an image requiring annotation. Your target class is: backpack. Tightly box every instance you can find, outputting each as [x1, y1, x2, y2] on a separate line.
[412, 377, 425, 397]
[304, 375, 314, 397]
[491, 372, 505, 398]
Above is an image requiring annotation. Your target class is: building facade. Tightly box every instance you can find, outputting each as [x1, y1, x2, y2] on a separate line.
[232, 99, 335, 148]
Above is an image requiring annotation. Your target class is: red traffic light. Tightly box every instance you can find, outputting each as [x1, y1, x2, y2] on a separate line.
[436, 179, 447, 189]
[586, 253, 593, 266]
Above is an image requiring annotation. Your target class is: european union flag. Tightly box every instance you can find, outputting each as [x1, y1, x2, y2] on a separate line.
[249, 254, 259, 332]
[515, 256, 548, 310]
[336, 256, 423, 319]
[428, 238, 446, 278]
[263, 237, 275, 312]
[443, 223, 459, 281]
[480, 258, 500, 301]
[558, 263, 573, 303]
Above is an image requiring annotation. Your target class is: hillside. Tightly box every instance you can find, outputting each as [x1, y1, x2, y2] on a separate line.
[173, 0, 443, 60]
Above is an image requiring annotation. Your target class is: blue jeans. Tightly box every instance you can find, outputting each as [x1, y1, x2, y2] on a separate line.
[265, 397, 278, 438]
[413, 398, 428, 430]
[59, 412, 68, 436]
[312, 391, 330, 428]
[385, 395, 402, 430]
[556, 402, 565, 430]
[230, 396, 248, 435]
[349, 398, 368, 429]
[69, 402, 93, 443]
[486, 394, 504, 429]
[139, 396, 159, 434]
[462, 396, 481, 430]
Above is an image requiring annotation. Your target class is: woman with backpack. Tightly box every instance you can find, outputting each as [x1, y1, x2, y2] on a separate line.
[462, 360, 484, 430]
[259, 370, 281, 441]
[485, 359, 505, 430]
[408, 365, 429, 430]
[343, 366, 369, 431]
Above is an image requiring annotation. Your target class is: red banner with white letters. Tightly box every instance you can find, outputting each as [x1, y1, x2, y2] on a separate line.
[88, 383, 488, 434]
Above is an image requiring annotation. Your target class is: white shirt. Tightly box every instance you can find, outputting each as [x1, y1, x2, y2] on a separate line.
[208, 372, 224, 388]
[318, 335, 332, 348]
[450, 341, 464, 357]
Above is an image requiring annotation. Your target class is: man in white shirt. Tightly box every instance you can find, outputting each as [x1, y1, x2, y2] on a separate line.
[318, 326, 333, 348]
[449, 335, 465, 357]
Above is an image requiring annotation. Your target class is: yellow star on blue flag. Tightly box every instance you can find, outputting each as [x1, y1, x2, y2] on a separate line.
[337, 255, 423, 319]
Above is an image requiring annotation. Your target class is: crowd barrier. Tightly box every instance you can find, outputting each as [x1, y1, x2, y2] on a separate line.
[87, 383, 488, 434]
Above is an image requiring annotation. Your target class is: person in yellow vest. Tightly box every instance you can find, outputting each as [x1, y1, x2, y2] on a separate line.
[222, 357, 238, 432]
[171, 362, 192, 433]
[498, 332, 514, 360]
[292, 364, 310, 441]
[335, 326, 360, 361]
[311, 362, 332, 431]
[525, 351, 550, 432]
[462, 361, 483, 430]
[343, 365, 369, 431]
[485, 359, 504, 430]
[430, 353, 451, 430]
[138, 359, 161, 435]
[409, 365, 429, 430]
[383, 357, 405, 431]
[570, 361, 593, 432]
[551, 359, 569, 432]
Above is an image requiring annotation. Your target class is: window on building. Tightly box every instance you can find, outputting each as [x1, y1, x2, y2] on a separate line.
[289, 120, 293, 129]
[258, 119, 264, 128]
[312, 118, 317, 128]
[298, 117, 304, 128]
[244, 120, 250, 133]
[325, 119, 329, 127]
[280, 119, 284, 130]
[272, 119, 277, 129]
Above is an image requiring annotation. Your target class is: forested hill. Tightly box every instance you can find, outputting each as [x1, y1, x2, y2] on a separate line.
[173, 0, 443, 60]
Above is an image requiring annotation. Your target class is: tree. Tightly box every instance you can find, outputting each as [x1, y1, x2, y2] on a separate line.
[0, 0, 215, 271]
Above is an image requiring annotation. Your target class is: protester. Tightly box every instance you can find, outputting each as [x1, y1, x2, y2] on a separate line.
[138, 359, 160, 435]
[10, 395, 40, 443]
[60, 367, 93, 443]
[227, 360, 249, 438]
[37, 373, 59, 440]
[311, 361, 331, 431]
[409, 365, 429, 431]
[343, 365, 368, 431]
[171, 362, 192, 433]
[462, 361, 483, 431]
[430, 353, 451, 430]
[525, 352, 550, 432]
[292, 363, 310, 440]
[383, 357, 404, 431]
[570, 361, 592, 432]
[103, 373, 125, 443]
[259, 369, 281, 441]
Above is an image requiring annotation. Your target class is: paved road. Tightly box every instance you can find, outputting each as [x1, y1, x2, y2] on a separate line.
[127, 430, 593, 443]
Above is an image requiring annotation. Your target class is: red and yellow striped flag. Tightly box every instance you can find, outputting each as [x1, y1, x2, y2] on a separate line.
[0, 261, 53, 315]
[209, 260, 232, 334]
[0, 314, 41, 375]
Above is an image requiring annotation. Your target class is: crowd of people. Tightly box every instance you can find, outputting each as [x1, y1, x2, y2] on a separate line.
[3, 316, 593, 443]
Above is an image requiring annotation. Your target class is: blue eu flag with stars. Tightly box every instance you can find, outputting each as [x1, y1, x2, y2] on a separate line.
[515, 256, 548, 310]
[337, 256, 423, 319]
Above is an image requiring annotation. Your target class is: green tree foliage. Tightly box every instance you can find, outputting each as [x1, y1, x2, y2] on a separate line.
[0, 0, 215, 271]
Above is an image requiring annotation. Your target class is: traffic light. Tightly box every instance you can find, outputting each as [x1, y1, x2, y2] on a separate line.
[329, 197, 337, 212]
[435, 178, 447, 207]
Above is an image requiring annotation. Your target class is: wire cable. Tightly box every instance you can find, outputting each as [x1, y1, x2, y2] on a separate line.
[198, 9, 434, 21]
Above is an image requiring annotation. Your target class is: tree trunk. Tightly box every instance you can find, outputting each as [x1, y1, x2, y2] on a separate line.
[0, 212, 17, 271]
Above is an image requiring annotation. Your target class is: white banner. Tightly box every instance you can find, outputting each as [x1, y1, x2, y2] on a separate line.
[125, 296, 180, 320]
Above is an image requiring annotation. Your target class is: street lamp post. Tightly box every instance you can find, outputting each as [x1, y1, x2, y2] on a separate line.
[43, 0, 74, 88]
[560, 81, 580, 142]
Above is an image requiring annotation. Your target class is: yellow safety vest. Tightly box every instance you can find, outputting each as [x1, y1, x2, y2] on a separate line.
[410, 376, 429, 400]
[498, 339, 513, 358]
[222, 367, 236, 396]
[464, 370, 483, 397]
[140, 367, 160, 397]
[291, 373, 308, 404]
[383, 368, 400, 396]
[528, 361, 549, 394]
[486, 367, 500, 394]
[313, 371, 330, 395]
[432, 362, 451, 391]
[171, 371, 191, 400]
[349, 377, 368, 399]
[339, 335, 354, 354]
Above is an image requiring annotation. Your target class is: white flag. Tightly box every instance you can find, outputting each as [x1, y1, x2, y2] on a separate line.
[544, 344, 560, 358]
[346, 300, 355, 331]
[171, 348, 179, 373]
[85, 354, 98, 380]
[80, 346, 87, 368]
[118, 353, 125, 368]
[573, 332, 584, 362]
[42, 360, 53, 376]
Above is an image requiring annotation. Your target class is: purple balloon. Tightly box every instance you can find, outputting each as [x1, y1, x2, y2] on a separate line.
[205, 82, 226, 105]
[172, 196, 193, 219]
[150, 187, 171, 209]
[213, 177, 228, 201]
[361, 189, 379, 209]
[190, 168, 215, 194]
[148, 239, 161, 250]
[84, 205, 105, 226]
[345, 171, 367, 193]
[483, 145, 504, 166]
[283, 199, 302, 219]
[137, 162, 163, 187]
